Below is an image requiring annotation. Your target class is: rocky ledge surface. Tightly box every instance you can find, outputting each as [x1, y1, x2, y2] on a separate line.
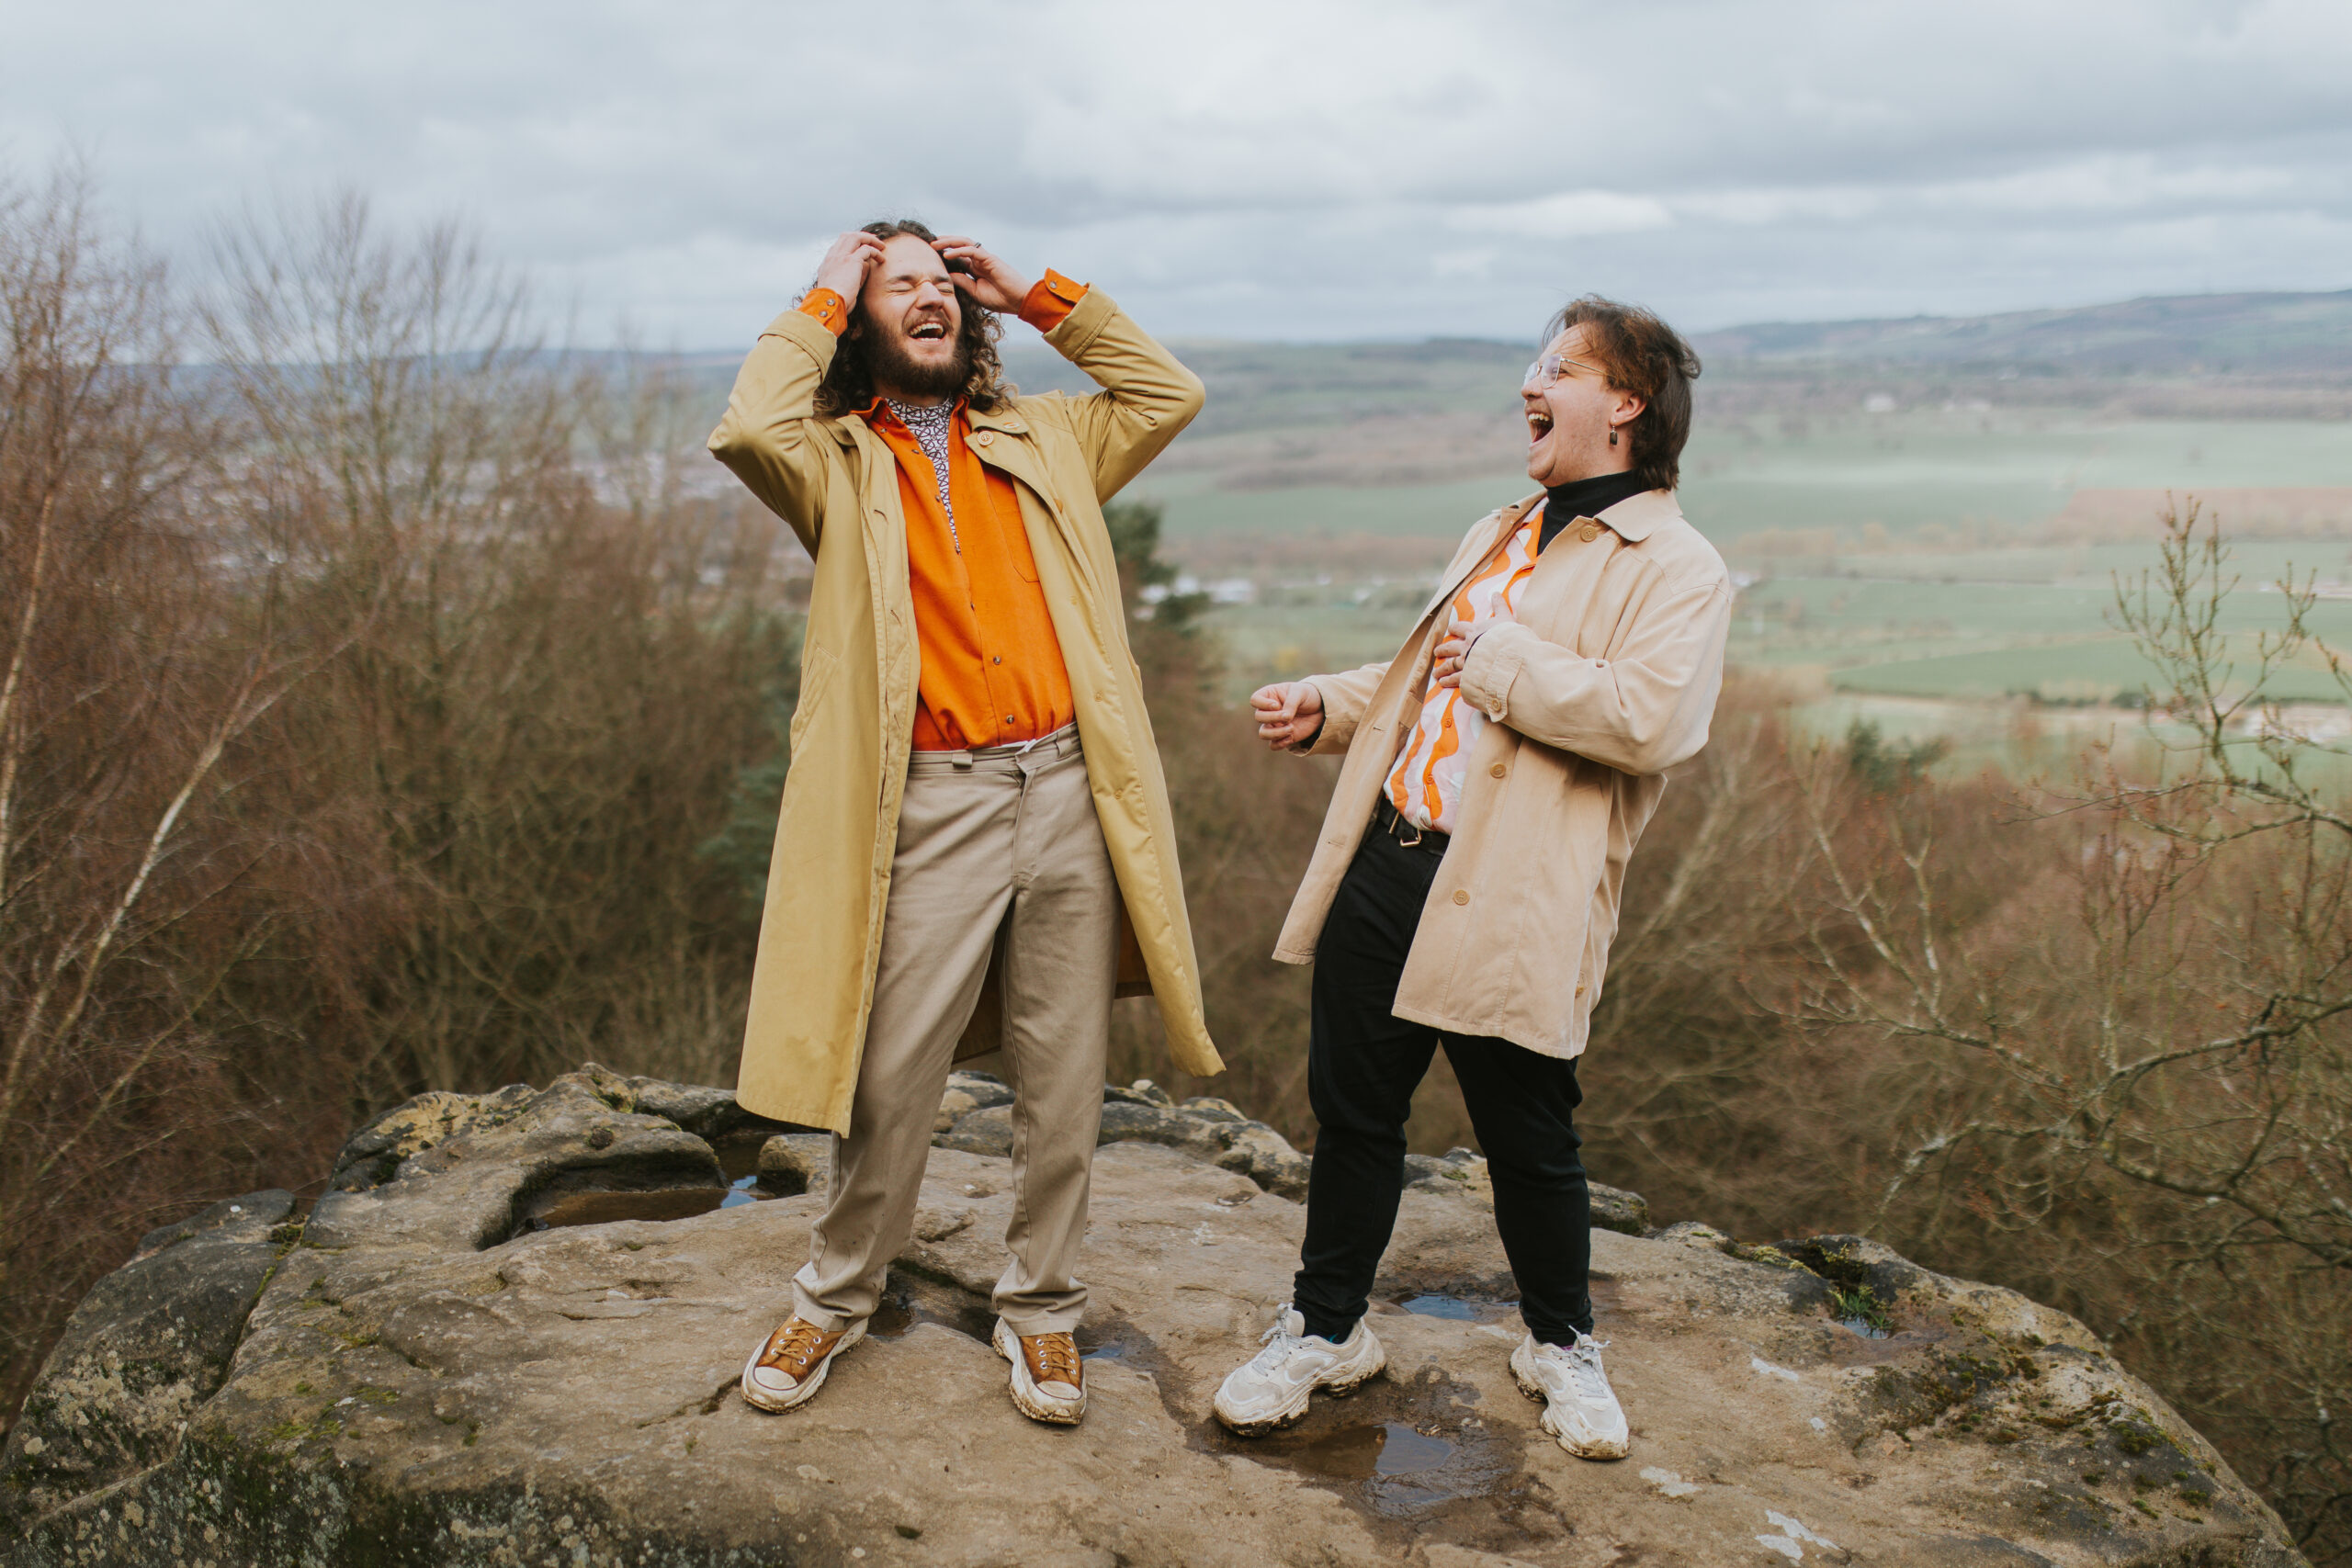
[0, 1067, 2303, 1567]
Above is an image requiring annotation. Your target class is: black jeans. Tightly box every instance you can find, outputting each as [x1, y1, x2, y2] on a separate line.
[1293, 823, 1594, 1347]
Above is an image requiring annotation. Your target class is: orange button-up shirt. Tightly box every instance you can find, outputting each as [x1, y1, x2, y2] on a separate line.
[799, 271, 1090, 751]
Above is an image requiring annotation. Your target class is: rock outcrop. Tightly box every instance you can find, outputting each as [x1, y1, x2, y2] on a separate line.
[0, 1068, 2304, 1567]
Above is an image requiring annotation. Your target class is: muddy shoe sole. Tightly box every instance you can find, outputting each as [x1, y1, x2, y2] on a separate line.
[1214, 1338, 1388, 1438]
[1509, 1339, 1629, 1460]
[993, 1318, 1086, 1426]
[741, 1317, 866, 1414]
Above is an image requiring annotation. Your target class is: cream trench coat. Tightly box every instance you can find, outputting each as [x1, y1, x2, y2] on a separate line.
[1276, 488, 1732, 1057]
[708, 288, 1221, 1134]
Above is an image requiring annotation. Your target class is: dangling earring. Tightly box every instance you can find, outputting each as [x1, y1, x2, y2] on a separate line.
[1608, 425, 1619, 447]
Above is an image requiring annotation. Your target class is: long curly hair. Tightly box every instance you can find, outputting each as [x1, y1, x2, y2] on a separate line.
[811, 219, 1013, 417]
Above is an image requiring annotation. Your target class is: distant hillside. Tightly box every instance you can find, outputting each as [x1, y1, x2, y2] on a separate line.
[656, 288, 2352, 493]
[1001, 337, 1524, 439]
[1691, 289, 2352, 377]
[993, 289, 2352, 441]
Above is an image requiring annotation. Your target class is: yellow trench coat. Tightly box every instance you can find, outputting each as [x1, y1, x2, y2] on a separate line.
[708, 288, 1223, 1134]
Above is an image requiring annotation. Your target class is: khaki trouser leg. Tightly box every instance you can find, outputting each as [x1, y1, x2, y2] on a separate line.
[992, 744, 1118, 1334]
[791, 736, 1116, 1336]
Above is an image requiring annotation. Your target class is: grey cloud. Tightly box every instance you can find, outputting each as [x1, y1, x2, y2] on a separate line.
[4, 0, 2346, 344]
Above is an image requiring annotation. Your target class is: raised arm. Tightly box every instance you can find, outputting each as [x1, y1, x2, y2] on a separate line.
[706, 231, 881, 551]
[909, 238, 1202, 502]
[1035, 290, 1206, 502]
[1455, 572, 1732, 775]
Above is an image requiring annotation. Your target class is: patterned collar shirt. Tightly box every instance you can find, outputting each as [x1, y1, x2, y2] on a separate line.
[1385, 506, 1546, 835]
[885, 397, 961, 548]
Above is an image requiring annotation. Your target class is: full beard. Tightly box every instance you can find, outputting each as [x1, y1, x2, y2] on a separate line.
[865, 325, 972, 402]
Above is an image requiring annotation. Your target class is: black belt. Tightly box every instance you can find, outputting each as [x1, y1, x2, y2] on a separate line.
[1373, 798, 1450, 856]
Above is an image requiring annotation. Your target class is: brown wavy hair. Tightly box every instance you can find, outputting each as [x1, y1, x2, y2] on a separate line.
[1545, 296, 1702, 491]
[811, 219, 1013, 417]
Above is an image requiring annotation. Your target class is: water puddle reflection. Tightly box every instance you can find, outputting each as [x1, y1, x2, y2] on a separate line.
[510, 1136, 799, 1236]
[1396, 1292, 1519, 1324]
[524, 1189, 731, 1229]
[1213, 1375, 1518, 1519]
[514, 1176, 785, 1234]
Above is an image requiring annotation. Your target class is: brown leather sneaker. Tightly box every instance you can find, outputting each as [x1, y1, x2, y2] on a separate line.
[991, 1316, 1086, 1425]
[741, 1314, 865, 1413]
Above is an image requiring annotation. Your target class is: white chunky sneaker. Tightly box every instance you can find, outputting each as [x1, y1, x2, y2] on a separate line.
[1510, 1330, 1630, 1459]
[1212, 1303, 1387, 1436]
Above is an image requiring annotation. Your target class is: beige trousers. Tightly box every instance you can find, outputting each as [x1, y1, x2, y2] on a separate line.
[791, 728, 1118, 1337]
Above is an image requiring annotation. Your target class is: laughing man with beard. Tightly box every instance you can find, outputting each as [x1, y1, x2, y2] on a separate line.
[708, 220, 1221, 1426]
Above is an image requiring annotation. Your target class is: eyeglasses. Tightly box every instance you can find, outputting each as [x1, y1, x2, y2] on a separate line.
[1522, 353, 1602, 390]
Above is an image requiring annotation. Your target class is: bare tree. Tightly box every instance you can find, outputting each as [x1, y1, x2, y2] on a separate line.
[1793, 500, 2352, 1557]
[0, 175, 792, 1423]
[0, 164, 322, 1410]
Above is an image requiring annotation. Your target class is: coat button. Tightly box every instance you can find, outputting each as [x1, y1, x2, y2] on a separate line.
[1579, 524, 1601, 542]
[1489, 762, 1507, 779]
[1452, 889, 1470, 906]
[976, 431, 994, 446]
[1575, 983, 1587, 997]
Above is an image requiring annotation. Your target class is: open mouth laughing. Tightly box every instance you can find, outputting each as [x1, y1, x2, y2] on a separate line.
[1527, 407, 1555, 445]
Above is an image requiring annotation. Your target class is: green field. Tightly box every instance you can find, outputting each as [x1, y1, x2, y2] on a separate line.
[1140, 412, 2352, 546]
[1204, 570, 2352, 705]
[1019, 321, 2352, 719]
[1152, 473, 1531, 542]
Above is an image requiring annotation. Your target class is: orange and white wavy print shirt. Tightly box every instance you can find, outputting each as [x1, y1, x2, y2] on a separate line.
[1384, 505, 1546, 834]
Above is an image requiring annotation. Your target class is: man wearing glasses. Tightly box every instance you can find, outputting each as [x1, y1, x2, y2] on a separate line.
[1214, 298, 1730, 1460]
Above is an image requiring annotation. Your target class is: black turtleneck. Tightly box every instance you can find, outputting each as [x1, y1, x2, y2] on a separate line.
[1538, 469, 1652, 551]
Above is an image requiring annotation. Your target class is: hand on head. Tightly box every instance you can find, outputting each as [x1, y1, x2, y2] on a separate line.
[1250, 682, 1325, 751]
[810, 229, 1035, 320]
[927, 236, 1035, 315]
[813, 231, 886, 302]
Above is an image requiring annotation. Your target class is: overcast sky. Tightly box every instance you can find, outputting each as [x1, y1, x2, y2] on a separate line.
[6, 0, 2350, 346]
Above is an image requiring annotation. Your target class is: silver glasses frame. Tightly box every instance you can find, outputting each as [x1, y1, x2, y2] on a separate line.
[1521, 352, 1603, 390]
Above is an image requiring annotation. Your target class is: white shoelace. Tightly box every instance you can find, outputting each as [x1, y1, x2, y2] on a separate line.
[1555, 1336, 1612, 1402]
[1247, 1319, 1313, 1374]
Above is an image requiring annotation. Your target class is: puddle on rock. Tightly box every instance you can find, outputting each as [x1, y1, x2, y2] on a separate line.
[521, 1189, 733, 1230]
[713, 1136, 772, 1184]
[1211, 1372, 1521, 1520]
[510, 1135, 802, 1237]
[514, 1176, 783, 1235]
[1395, 1292, 1520, 1325]
[1836, 1315, 1892, 1339]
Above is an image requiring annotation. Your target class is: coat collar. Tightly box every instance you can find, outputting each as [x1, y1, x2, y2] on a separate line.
[829, 398, 1033, 444]
[1514, 486, 1681, 544]
[1588, 487, 1680, 544]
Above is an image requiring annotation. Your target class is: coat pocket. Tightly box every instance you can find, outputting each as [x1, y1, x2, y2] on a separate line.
[788, 646, 838, 753]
